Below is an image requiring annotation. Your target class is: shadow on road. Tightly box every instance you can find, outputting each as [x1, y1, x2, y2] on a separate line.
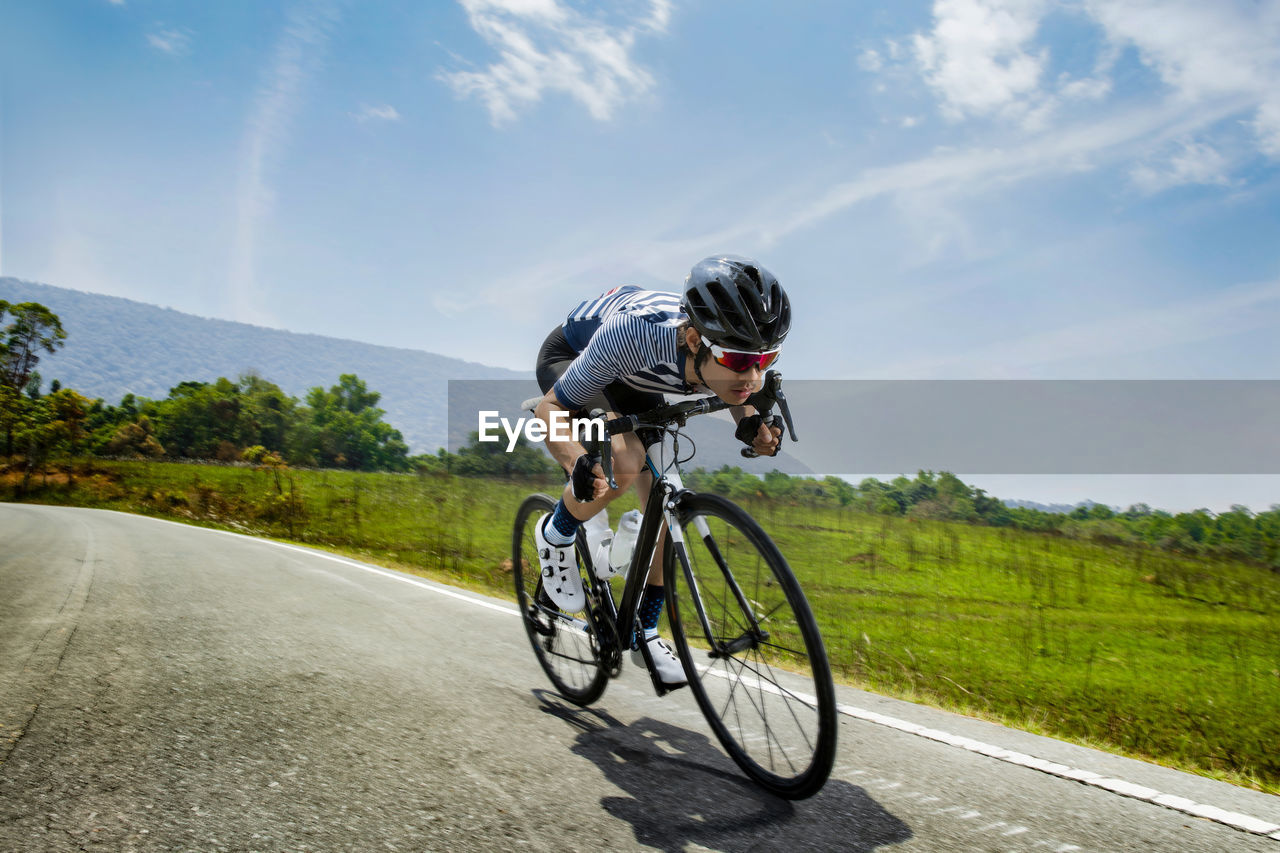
[534, 691, 912, 853]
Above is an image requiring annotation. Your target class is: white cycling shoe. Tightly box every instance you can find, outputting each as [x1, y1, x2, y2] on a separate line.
[633, 635, 688, 689]
[535, 514, 586, 613]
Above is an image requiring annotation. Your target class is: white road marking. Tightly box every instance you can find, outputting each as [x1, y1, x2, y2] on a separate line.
[698, 638, 1280, 841]
[99, 510, 1280, 843]
[198, 524, 520, 617]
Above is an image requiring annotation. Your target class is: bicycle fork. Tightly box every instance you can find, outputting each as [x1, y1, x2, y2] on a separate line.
[663, 473, 771, 660]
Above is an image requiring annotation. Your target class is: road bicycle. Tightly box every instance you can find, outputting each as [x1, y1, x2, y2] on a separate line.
[512, 372, 837, 799]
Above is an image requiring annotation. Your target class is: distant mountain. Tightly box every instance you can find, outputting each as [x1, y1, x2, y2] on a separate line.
[1, 277, 526, 454]
[0, 277, 812, 473]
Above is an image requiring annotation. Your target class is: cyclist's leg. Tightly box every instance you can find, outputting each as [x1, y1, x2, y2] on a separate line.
[533, 327, 649, 519]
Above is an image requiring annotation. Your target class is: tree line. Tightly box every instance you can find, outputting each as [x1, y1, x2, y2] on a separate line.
[681, 465, 1280, 568]
[1, 301, 412, 473]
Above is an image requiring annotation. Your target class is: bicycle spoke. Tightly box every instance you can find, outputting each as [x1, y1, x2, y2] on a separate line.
[719, 650, 801, 776]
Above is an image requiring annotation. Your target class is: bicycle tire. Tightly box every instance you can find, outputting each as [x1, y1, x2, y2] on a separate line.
[665, 493, 837, 799]
[512, 493, 609, 705]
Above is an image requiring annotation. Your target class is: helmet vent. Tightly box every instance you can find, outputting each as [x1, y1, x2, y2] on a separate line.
[681, 254, 791, 350]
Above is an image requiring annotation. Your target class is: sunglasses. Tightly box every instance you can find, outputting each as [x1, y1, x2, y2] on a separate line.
[701, 335, 781, 372]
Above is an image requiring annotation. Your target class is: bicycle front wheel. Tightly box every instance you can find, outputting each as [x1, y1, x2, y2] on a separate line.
[512, 493, 608, 705]
[665, 493, 837, 799]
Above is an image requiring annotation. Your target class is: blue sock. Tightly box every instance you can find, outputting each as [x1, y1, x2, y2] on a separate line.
[635, 584, 664, 646]
[544, 499, 580, 546]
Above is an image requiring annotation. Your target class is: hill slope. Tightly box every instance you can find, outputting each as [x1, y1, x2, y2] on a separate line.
[1, 277, 527, 454]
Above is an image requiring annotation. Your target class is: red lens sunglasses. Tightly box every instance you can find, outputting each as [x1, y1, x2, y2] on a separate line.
[701, 335, 781, 372]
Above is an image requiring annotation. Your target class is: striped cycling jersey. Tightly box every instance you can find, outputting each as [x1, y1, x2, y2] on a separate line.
[553, 285, 701, 410]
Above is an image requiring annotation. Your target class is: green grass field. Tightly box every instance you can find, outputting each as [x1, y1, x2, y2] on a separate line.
[6, 459, 1279, 793]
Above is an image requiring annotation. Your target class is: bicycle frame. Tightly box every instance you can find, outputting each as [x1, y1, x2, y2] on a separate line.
[586, 445, 763, 693]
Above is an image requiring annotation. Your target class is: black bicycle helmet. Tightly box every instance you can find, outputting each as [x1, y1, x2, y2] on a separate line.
[681, 255, 791, 351]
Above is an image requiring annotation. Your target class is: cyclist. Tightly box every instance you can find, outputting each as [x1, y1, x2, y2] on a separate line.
[530, 255, 790, 689]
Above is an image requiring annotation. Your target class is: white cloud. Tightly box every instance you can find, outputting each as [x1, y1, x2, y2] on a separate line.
[1129, 139, 1232, 194]
[767, 103, 1184, 245]
[1082, 0, 1280, 161]
[901, 0, 1280, 167]
[912, 0, 1049, 123]
[1057, 73, 1110, 103]
[352, 104, 402, 122]
[1253, 100, 1280, 159]
[230, 1, 339, 323]
[439, 0, 672, 125]
[857, 48, 883, 73]
[854, 0, 1280, 201]
[147, 25, 193, 56]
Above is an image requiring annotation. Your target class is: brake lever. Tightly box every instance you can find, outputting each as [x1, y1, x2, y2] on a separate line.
[585, 408, 617, 490]
[770, 374, 798, 442]
[740, 371, 796, 458]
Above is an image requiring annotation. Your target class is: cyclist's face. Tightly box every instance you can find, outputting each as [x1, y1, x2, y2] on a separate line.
[705, 359, 764, 405]
[686, 328, 766, 405]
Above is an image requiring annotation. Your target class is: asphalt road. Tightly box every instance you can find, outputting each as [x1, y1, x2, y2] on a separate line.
[2, 503, 1279, 852]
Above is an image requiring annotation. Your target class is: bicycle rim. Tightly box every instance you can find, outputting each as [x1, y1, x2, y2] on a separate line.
[512, 494, 608, 705]
[666, 493, 837, 799]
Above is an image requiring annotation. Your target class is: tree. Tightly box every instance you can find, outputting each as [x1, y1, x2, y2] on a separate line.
[0, 383, 22, 458]
[238, 374, 297, 455]
[302, 374, 410, 471]
[822, 476, 857, 506]
[1, 302, 67, 456]
[105, 416, 166, 459]
[451, 431, 556, 477]
[762, 469, 795, 500]
[152, 379, 242, 459]
[0, 302, 67, 391]
[10, 388, 91, 489]
[1088, 503, 1116, 520]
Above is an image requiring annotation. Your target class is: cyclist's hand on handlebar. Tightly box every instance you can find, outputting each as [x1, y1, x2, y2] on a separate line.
[571, 453, 609, 502]
[736, 414, 782, 457]
[752, 420, 782, 456]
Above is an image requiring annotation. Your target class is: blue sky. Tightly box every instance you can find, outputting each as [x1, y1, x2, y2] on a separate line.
[2, 0, 1279, 510]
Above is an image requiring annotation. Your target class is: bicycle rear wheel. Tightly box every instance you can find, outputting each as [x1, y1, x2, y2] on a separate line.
[512, 494, 608, 705]
[665, 493, 837, 799]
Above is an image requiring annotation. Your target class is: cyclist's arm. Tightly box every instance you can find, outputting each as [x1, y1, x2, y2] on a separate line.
[535, 388, 610, 502]
[540, 317, 635, 474]
[535, 389, 589, 475]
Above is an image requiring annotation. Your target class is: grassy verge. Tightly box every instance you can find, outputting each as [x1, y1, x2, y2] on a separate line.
[5, 459, 1278, 793]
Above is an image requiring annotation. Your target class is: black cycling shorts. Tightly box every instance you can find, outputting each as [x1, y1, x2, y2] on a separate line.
[535, 326, 667, 448]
